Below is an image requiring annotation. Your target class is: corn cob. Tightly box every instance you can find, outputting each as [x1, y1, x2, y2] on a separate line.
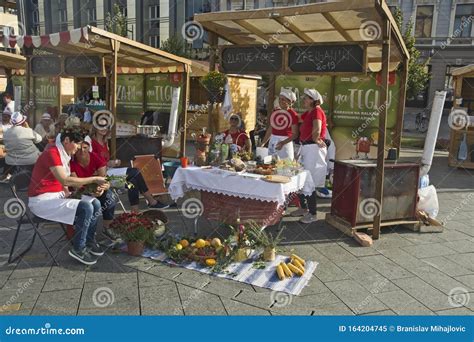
[280, 262, 293, 278]
[291, 254, 305, 266]
[287, 263, 303, 276]
[292, 259, 305, 274]
[276, 264, 286, 280]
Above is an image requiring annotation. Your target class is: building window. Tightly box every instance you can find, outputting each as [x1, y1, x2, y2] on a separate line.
[149, 5, 159, 19]
[454, 4, 474, 38]
[59, 9, 67, 23]
[149, 35, 159, 48]
[415, 5, 433, 38]
[87, 7, 97, 23]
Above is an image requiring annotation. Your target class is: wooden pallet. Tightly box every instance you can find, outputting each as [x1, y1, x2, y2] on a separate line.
[325, 213, 421, 237]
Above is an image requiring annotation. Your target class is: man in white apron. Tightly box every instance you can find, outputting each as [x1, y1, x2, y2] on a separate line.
[28, 128, 108, 265]
[291, 89, 328, 224]
[261, 88, 299, 160]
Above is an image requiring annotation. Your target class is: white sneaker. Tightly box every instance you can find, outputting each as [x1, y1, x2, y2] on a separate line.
[290, 208, 308, 217]
[299, 213, 318, 224]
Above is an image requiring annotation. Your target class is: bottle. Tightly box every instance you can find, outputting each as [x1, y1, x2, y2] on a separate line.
[458, 133, 468, 161]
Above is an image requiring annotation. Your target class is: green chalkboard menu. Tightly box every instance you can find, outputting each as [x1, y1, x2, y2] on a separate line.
[117, 75, 145, 115]
[31, 56, 62, 76]
[145, 73, 183, 112]
[221, 46, 283, 73]
[64, 55, 103, 76]
[288, 45, 365, 73]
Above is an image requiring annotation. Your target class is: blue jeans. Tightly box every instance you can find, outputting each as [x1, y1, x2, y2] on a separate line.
[97, 189, 117, 221]
[126, 167, 149, 206]
[73, 198, 101, 251]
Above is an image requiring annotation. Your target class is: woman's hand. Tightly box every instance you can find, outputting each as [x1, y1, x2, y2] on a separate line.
[316, 138, 326, 148]
[275, 141, 285, 150]
[97, 182, 110, 191]
[93, 176, 107, 186]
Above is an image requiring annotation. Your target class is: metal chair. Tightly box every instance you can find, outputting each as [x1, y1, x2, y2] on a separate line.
[1, 171, 67, 265]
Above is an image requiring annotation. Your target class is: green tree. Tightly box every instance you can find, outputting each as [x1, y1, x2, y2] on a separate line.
[394, 8, 431, 100]
[105, 4, 128, 37]
[160, 35, 191, 58]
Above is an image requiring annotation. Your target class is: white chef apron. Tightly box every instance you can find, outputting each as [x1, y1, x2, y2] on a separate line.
[106, 167, 128, 177]
[29, 192, 81, 225]
[300, 144, 327, 188]
[268, 134, 294, 161]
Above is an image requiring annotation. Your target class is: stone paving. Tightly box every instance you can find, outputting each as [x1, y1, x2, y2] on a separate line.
[0, 149, 473, 316]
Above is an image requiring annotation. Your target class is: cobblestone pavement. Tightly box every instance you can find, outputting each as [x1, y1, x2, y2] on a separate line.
[0, 149, 472, 316]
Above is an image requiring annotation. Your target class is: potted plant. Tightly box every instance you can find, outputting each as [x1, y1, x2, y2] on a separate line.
[110, 212, 155, 256]
[200, 71, 227, 103]
[232, 220, 254, 262]
[246, 221, 285, 261]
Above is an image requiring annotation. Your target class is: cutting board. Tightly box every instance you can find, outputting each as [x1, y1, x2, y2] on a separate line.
[262, 175, 291, 183]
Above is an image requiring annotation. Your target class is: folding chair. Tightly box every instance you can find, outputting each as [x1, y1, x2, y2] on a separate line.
[130, 154, 168, 196]
[1, 171, 68, 265]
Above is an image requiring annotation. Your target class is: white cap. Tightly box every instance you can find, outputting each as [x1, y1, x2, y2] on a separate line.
[303, 88, 324, 105]
[41, 113, 51, 120]
[279, 88, 296, 103]
[10, 112, 27, 126]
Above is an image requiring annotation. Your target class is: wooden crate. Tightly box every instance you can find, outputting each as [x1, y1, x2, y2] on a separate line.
[325, 213, 421, 237]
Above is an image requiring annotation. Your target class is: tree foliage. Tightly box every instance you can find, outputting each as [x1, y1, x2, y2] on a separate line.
[394, 8, 431, 100]
[160, 35, 191, 58]
[105, 4, 128, 37]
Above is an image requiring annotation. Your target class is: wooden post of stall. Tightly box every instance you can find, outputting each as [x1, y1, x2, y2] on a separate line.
[267, 74, 276, 116]
[180, 66, 191, 157]
[393, 57, 409, 154]
[372, 20, 391, 240]
[207, 32, 218, 133]
[109, 39, 120, 159]
[25, 55, 31, 117]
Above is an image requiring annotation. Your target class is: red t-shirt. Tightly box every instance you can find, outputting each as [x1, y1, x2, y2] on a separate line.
[224, 129, 249, 148]
[299, 106, 327, 142]
[28, 145, 64, 197]
[270, 108, 299, 137]
[70, 152, 106, 178]
[91, 138, 110, 163]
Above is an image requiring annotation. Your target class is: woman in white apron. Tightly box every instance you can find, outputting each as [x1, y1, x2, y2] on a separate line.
[261, 88, 299, 160]
[28, 128, 108, 265]
[291, 88, 328, 224]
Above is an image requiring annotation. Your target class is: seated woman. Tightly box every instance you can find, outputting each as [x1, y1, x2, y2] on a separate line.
[28, 128, 108, 265]
[70, 141, 117, 240]
[223, 113, 251, 152]
[89, 124, 169, 211]
[3, 112, 42, 173]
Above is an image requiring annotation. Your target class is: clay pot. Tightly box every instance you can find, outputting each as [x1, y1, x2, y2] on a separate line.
[263, 247, 276, 261]
[127, 241, 144, 256]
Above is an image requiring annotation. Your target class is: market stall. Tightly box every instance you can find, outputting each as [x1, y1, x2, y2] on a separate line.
[195, 0, 412, 239]
[186, 60, 260, 140]
[3, 26, 192, 159]
[448, 64, 474, 169]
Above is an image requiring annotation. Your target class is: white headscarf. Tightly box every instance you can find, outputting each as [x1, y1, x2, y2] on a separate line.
[304, 88, 324, 105]
[55, 133, 71, 176]
[280, 88, 296, 103]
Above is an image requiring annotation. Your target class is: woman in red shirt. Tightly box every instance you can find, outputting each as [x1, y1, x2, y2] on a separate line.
[28, 128, 108, 265]
[261, 88, 299, 160]
[89, 125, 169, 212]
[223, 113, 251, 152]
[292, 88, 328, 224]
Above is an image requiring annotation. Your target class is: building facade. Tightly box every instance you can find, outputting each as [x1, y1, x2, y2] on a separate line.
[386, 0, 474, 108]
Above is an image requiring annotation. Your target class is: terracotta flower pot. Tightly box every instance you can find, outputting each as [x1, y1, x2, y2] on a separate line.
[127, 241, 144, 256]
[263, 247, 276, 261]
[65, 225, 75, 240]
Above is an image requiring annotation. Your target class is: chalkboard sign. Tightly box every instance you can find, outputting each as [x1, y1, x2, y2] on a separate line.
[64, 55, 103, 76]
[31, 56, 62, 75]
[288, 45, 365, 73]
[221, 46, 283, 73]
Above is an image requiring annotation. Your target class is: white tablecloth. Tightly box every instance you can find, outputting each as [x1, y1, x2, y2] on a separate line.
[169, 167, 314, 206]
